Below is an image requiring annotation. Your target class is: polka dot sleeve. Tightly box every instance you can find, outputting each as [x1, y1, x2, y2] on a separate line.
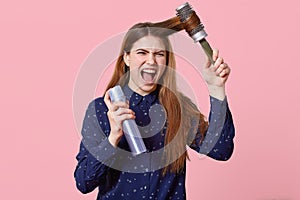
[74, 100, 119, 194]
[190, 96, 235, 161]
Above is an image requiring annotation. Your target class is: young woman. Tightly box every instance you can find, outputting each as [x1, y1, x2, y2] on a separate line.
[74, 22, 235, 200]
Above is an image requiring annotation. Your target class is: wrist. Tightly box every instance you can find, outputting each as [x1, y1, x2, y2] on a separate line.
[108, 134, 121, 148]
[207, 85, 226, 101]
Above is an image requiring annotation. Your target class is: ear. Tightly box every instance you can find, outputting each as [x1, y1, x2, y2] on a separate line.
[123, 52, 130, 66]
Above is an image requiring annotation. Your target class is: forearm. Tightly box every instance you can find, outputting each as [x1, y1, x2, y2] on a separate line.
[206, 106, 235, 160]
[199, 96, 235, 160]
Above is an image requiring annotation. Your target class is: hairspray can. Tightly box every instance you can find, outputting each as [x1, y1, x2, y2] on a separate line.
[109, 85, 147, 155]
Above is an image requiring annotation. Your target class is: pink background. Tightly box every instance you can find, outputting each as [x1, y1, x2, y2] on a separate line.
[1, 0, 299, 199]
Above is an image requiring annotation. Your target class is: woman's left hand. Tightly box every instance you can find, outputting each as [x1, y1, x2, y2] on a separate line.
[201, 49, 231, 87]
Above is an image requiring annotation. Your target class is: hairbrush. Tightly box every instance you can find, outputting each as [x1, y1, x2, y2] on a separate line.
[176, 2, 214, 64]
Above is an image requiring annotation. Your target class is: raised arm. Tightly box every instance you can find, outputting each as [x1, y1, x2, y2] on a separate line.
[189, 49, 235, 160]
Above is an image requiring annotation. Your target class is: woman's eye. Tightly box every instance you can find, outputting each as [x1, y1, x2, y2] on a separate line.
[137, 51, 146, 55]
[156, 53, 165, 57]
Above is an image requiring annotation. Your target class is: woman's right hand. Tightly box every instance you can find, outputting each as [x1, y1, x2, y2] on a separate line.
[104, 89, 136, 147]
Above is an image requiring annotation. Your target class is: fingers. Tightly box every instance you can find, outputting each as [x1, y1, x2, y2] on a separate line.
[219, 65, 231, 78]
[211, 57, 224, 71]
[104, 90, 111, 108]
[212, 49, 219, 62]
[104, 88, 135, 124]
[112, 108, 135, 121]
[202, 48, 231, 86]
[210, 49, 230, 77]
[104, 89, 129, 111]
[215, 62, 229, 75]
[204, 49, 220, 68]
[108, 106, 135, 134]
[110, 101, 129, 112]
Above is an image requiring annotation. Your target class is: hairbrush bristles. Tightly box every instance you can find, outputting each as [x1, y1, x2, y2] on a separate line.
[176, 2, 207, 43]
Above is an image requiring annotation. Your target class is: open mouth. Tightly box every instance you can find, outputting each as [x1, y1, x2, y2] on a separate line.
[141, 68, 157, 83]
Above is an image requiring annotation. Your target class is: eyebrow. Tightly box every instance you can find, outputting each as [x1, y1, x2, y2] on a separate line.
[135, 48, 166, 53]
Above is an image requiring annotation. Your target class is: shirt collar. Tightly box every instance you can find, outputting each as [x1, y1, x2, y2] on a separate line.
[123, 84, 158, 107]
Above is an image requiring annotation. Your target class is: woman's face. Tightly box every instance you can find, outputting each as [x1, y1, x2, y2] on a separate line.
[124, 35, 167, 96]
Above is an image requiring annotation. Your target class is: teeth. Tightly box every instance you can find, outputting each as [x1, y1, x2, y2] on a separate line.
[142, 69, 156, 74]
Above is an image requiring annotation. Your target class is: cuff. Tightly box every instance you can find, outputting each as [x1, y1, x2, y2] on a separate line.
[89, 137, 119, 168]
[199, 96, 228, 155]
[210, 95, 228, 115]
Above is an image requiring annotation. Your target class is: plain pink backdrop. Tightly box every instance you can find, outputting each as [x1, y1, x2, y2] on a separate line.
[1, 0, 299, 199]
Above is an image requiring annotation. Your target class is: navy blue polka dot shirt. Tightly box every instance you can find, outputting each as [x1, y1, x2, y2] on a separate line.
[74, 85, 235, 200]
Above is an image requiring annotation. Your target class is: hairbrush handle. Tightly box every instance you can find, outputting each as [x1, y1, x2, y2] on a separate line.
[176, 2, 214, 64]
[109, 85, 147, 156]
[199, 39, 214, 64]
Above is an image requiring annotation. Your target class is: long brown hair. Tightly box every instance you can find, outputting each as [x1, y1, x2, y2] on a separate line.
[105, 18, 208, 174]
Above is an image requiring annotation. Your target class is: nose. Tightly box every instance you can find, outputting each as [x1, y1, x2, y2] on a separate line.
[146, 53, 156, 65]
